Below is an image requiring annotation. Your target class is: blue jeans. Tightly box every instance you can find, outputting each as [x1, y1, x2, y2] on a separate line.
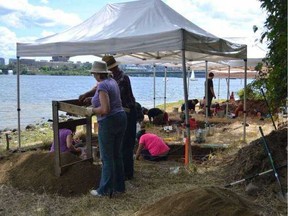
[122, 107, 137, 179]
[97, 111, 127, 195]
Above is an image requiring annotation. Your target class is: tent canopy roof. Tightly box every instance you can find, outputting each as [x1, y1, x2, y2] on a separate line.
[17, 0, 247, 62]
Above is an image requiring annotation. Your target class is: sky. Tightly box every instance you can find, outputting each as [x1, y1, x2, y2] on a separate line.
[0, 0, 268, 64]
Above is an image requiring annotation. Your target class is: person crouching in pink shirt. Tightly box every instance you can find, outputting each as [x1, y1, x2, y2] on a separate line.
[135, 130, 170, 161]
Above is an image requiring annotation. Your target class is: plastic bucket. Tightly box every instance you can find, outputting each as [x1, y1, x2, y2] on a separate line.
[189, 118, 197, 129]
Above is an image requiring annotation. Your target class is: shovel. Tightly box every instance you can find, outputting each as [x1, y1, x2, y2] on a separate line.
[260, 88, 277, 130]
[224, 163, 287, 188]
[259, 126, 286, 200]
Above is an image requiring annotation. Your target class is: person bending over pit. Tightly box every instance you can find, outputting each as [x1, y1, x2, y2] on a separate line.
[135, 129, 170, 162]
[50, 124, 81, 155]
[181, 99, 199, 113]
[142, 107, 168, 125]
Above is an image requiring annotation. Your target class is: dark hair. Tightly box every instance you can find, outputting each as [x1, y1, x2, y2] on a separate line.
[136, 129, 146, 141]
[209, 72, 214, 77]
[99, 73, 109, 80]
[142, 107, 148, 114]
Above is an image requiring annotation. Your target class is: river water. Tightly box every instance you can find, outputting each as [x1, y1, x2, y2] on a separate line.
[0, 75, 252, 130]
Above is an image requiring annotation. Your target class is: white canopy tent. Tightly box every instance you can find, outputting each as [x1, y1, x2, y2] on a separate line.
[16, 0, 247, 163]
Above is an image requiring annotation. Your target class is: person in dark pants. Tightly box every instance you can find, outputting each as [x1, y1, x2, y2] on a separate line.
[86, 61, 127, 197]
[79, 56, 137, 181]
[135, 129, 170, 162]
[102, 55, 137, 181]
[205, 72, 216, 117]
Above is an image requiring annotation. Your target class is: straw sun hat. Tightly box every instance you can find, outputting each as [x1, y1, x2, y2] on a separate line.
[102, 55, 119, 70]
[90, 61, 111, 74]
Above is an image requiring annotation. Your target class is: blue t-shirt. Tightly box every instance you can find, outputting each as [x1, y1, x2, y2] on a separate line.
[91, 78, 123, 121]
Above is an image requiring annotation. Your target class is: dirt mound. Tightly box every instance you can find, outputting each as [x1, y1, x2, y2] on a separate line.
[227, 128, 287, 188]
[136, 186, 262, 216]
[0, 151, 101, 197]
[245, 99, 270, 115]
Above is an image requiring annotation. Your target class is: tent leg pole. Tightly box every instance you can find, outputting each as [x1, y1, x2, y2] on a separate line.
[181, 50, 192, 164]
[205, 61, 208, 123]
[164, 66, 167, 111]
[17, 56, 21, 149]
[243, 59, 247, 142]
[153, 64, 156, 108]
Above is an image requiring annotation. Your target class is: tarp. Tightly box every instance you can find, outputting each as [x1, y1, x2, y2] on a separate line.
[17, 0, 247, 62]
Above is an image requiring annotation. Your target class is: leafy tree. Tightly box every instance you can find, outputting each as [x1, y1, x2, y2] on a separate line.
[253, 0, 287, 111]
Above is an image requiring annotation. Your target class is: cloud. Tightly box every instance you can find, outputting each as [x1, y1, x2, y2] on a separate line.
[0, 27, 18, 62]
[0, 26, 51, 63]
[0, 0, 82, 29]
[165, 0, 267, 38]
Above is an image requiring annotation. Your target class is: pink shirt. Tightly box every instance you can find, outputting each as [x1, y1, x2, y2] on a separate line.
[139, 133, 170, 156]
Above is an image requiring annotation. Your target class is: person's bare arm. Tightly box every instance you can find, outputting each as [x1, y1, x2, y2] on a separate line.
[89, 91, 110, 115]
[79, 86, 97, 103]
[66, 134, 81, 153]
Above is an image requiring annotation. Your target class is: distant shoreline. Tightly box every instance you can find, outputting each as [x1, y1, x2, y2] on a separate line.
[0, 71, 257, 79]
[214, 72, 257, 79]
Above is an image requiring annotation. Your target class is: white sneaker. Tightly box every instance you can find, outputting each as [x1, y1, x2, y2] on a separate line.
[90, 189, 102, 197]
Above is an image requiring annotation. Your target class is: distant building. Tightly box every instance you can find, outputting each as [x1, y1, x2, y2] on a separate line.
[0, 58, 5, 65]
[9, 58, 17, 64]
[52, 56, 70, 62]
[20, 59, 36, 66]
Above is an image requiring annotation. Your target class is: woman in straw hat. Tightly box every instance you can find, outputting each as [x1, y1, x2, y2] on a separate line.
[80, 55, 137, 181]
[86, 61, 127, 197]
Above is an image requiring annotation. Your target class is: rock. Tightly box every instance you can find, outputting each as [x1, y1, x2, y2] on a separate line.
[245, 182, 260, 196]
[25, 124, 36, 131]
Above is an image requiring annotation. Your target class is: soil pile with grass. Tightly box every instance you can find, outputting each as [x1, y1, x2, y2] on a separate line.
[136, 186, 263, 216]
[227, 128, 287, 188]
[0, 151, 101, 197]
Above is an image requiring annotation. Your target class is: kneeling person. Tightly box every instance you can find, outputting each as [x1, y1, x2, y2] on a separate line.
[135, 130, 170, 161]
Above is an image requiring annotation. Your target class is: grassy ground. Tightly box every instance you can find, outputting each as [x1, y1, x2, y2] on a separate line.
[0, 101, 286, 215]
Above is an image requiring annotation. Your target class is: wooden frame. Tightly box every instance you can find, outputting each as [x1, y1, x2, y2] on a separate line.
[52, 99, 93, 177]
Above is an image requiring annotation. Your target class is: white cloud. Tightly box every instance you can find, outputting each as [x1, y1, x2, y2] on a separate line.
[165, 0, 267, 38]
[0, 0, 82, 29]
[0, 27, 18, 62]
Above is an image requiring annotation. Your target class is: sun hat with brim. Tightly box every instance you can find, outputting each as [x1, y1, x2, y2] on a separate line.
[90, 61, 111, 74]
[102, 55, 119, 70]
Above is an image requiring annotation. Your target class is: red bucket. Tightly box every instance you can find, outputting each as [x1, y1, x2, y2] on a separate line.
[189, 118, 197, 129]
